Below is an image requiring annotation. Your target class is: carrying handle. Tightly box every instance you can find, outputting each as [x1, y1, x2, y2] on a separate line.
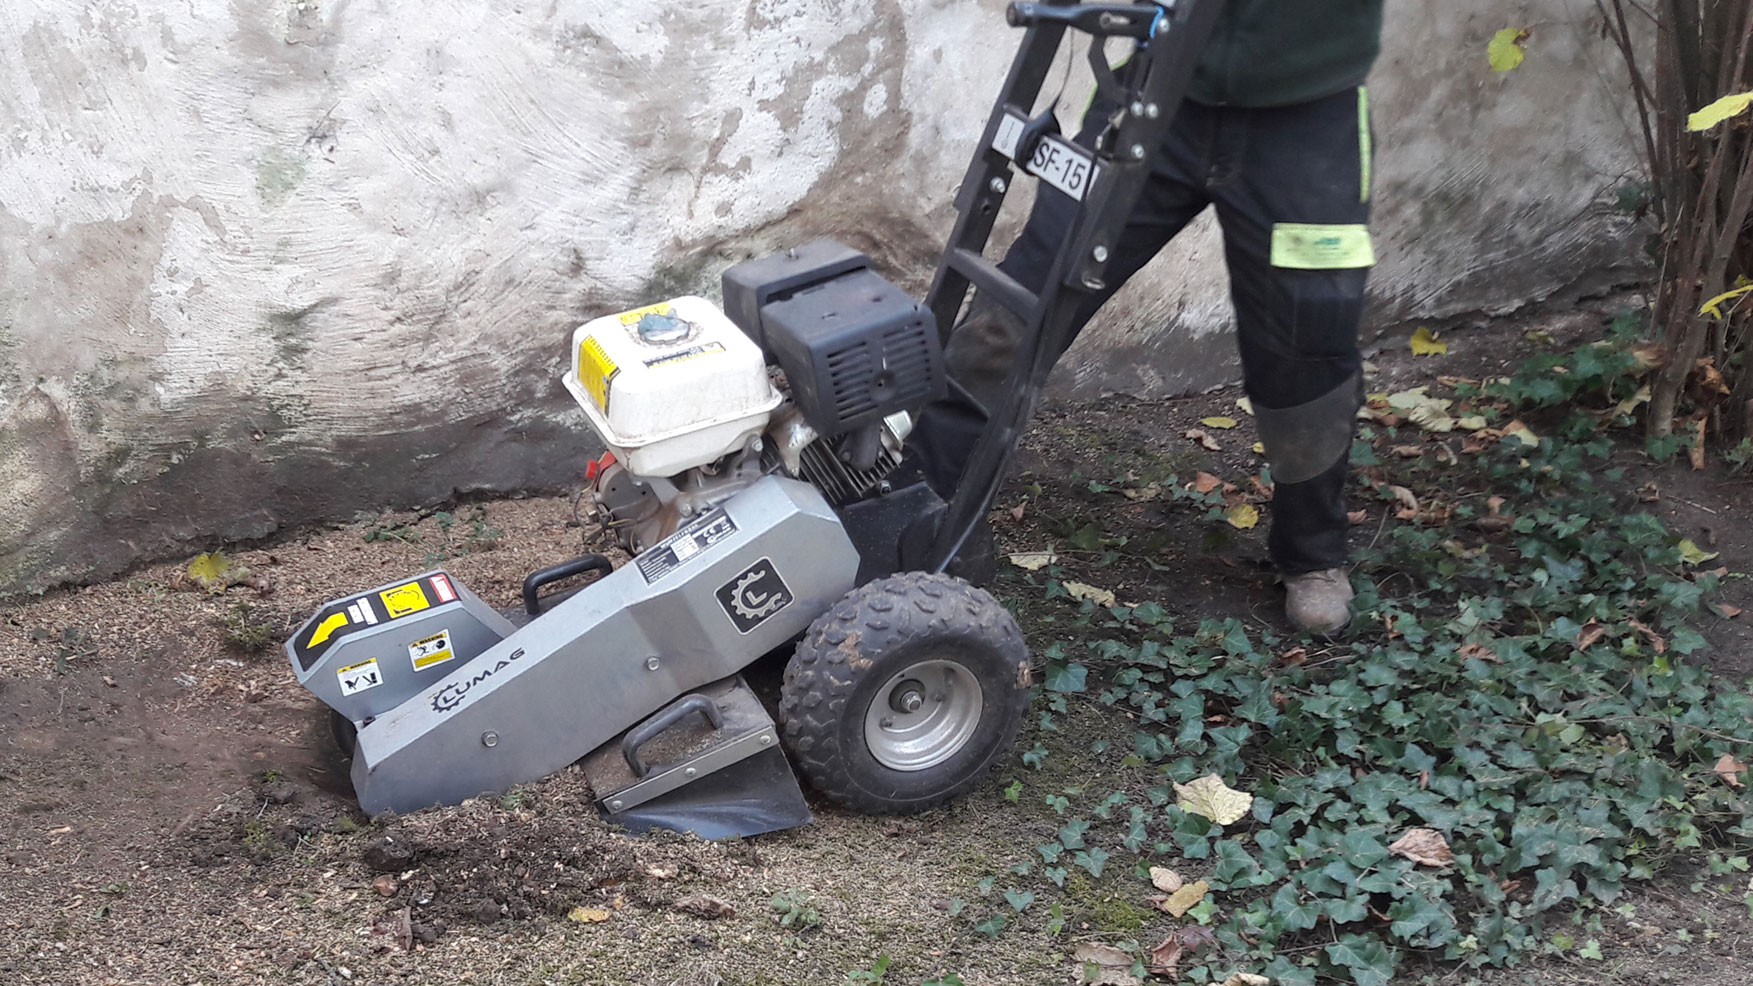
[521, 554, 613, 616]
[621, 693, 724, 778]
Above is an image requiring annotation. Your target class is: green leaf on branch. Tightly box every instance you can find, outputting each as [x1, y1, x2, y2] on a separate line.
[1688, 91, 1753, 131]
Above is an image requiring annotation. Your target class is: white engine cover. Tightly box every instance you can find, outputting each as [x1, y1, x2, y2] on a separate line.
[563, 296, 781, 477]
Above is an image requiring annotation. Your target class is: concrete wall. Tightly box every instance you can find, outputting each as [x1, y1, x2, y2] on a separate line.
[0, 0, 1645, 595]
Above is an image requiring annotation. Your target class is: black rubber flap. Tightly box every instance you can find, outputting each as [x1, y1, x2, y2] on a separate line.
[604, 747, 812, 840]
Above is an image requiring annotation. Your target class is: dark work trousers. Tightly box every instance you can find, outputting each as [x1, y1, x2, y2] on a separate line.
[913, 85, 1374, 575]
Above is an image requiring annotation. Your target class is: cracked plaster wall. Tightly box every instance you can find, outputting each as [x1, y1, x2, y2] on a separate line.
[0, 0, 1644, 594]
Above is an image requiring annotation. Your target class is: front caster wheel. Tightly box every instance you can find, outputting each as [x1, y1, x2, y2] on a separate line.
[779, 572, 1031, 814]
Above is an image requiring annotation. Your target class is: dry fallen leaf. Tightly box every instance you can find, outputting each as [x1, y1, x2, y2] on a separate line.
[1202, 416, 1240, 429]
[1410, 326, 1449, 355]
[1715, 754, 1746, 789]
[675, 895, 736, 919]
[1147, 938, 1184, 978]
[1574, 620, 1607, 651]
[1175, 774, 1253, 826]
[1628, 618, 1667, 654]
[1009, 551, 1058, 572]
[1390, 445, 1424, 459]
[1501, 419, 1541, 448]
[1160, 879, 1210, 918]
[1459, 642, 1501, 663]
[1695, 358, 1731, 395]
[1347, 509, 1369, 525]
[1251, 442, 1266, 455]
[1216, 974, 1271, 986]
[1387, 485, 1420, 511]
[1628, 341, 1669, 373]
[1121, 485, 1161, 502]
[1226, 504, 1260, 530]
[1149, 867, 1184, 894]
[1185, 428, 1221, 451]
[1388, 828, 1456, 868]
[1236, 396, 1255, 416]
[1147, 926, 1217, 978]
[1614, 385, 1652, 417]
[1678, 539, 1720, 565]
[1193, 472, 1224, 494]
[1009, 500, 1028, 522]
[1065, 582, 1118, 608]
[567, 906, 611, 924]
[1689, 417, 1707, 471]
[1072, 943, 1140, 986]
[1709, 602, 1744, 619]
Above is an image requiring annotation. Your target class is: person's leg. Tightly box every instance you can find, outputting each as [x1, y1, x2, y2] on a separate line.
[1209, 86, 1374, 630]
[913, 98, 1216, 498]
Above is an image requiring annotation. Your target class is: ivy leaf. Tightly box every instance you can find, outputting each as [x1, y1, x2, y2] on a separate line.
[975, 913, 1008, 938]
[1488, 27, 1529, 73]
[1324, 934, 1396, 986]
[1074, 847, 1110, 878]
[1058, 820, 1091, 850]
[1004, 889, 1034, 912]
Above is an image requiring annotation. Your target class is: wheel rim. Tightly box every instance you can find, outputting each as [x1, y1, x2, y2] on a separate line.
[862, 658, 984, 771]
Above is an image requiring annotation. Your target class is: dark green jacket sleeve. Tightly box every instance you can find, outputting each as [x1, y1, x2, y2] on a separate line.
[1188, 0, 1384, 108]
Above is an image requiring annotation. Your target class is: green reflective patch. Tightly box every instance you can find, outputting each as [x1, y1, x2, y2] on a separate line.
[1270, 224, 1376, 270]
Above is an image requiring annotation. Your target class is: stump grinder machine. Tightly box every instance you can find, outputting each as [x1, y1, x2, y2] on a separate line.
[286, 0, 1223, 838]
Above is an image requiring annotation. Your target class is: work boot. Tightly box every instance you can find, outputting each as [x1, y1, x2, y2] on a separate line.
[1284, 568, 1355, 635]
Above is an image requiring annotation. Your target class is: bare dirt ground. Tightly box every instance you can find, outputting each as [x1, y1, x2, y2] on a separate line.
[3, 295, 1750, 986]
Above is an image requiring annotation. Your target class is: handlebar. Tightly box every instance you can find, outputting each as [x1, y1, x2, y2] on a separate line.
[1005, 2, 1168, 39]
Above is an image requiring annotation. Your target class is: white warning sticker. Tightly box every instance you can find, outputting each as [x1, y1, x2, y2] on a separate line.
[336, 658, 383, 697]
[408, 629, 456, 672]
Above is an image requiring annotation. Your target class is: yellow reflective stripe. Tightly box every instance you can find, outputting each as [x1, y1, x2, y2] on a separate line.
[1270, 223, 1376, 270]
[1358, 86, 1372, 203]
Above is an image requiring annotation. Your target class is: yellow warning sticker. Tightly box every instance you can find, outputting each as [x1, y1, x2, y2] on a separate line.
[617, 302, 674, 325]
[308, 611, 348, 648]
[336, 658, 383, 697]
[1270, 223, 1376, 270]
[379, 582, 431, 619]
[408, 629, 456, 671]
[579, 335, 619, 413]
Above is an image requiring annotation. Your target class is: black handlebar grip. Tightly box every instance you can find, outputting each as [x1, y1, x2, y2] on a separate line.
[621, 693, 725, 778]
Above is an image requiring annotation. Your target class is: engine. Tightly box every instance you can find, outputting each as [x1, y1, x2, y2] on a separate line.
[563, 242, 945, 555]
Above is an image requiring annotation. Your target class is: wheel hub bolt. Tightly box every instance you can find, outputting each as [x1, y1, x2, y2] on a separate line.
[890, 682, 926, 714]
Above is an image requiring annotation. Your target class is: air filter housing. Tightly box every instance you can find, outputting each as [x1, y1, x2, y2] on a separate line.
[745, 263, 943, 437]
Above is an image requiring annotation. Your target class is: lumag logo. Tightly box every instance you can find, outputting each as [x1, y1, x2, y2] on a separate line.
[431, 648, 526, 713]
